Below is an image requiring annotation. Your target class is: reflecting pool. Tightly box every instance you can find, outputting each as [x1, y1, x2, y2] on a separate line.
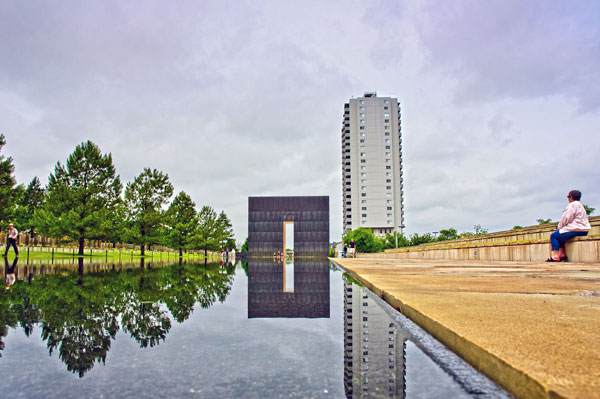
[0, 257, 510, 398]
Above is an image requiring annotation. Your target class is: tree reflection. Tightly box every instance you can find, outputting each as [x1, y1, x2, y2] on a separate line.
[0, 260, 235, 376]
[122, 264, 172, 348]
[122, 302, 171, 348]
[15, 296, 40, 337]
[38, 259, 119, 377]
[43, 317, 114, 378]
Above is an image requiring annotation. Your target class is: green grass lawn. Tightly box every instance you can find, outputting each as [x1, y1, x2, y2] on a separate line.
[3, 246, 214, 262]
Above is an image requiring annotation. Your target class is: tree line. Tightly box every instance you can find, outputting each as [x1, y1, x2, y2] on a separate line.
[342, 225, 489, 254]
[0, 136, 235, 256]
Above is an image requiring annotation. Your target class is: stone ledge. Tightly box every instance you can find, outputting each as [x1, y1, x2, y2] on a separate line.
[368, 228, 600, 263]
[361, 239, 600, 262]
[385, 216, 600, 254]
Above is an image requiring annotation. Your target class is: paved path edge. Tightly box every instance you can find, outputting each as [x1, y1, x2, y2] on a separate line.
[330, 258, 565, 399]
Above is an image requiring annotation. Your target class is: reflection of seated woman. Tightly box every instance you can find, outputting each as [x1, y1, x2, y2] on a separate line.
[547, 190, 591, 262]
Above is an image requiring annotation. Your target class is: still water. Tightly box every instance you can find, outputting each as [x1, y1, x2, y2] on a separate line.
[0, 257, 510, 398]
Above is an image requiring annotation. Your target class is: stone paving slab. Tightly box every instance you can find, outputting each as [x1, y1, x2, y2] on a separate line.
[330, 258, 600, 399]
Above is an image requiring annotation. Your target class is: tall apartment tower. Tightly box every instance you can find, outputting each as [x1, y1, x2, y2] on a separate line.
[342, 92, 404, 236]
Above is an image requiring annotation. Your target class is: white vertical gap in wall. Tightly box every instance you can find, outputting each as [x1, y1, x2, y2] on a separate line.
[283, 221, 294, 292]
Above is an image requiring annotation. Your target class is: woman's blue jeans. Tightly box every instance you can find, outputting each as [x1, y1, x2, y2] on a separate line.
[550, 230, 588, 251]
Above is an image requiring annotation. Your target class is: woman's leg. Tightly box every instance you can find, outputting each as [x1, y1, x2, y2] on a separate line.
[553, 231, 588, 260]
[549, 230, 561, 260]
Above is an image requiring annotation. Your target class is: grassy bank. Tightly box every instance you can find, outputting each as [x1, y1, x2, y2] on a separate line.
[2, 246, 214, 262]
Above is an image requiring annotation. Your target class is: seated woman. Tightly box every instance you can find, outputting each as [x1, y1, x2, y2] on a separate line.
[547, 190, 591, 262]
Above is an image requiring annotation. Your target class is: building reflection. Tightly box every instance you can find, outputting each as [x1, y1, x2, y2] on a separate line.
[247, 258, 330, 318]
[344, 277, 409, 399]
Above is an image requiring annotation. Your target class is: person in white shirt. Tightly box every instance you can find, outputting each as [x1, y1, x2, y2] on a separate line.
[547, 190, 591, 262]
[4, 223, 19, 257]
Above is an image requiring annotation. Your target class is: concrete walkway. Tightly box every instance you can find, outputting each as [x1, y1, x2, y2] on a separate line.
[330, 258, 600, 399]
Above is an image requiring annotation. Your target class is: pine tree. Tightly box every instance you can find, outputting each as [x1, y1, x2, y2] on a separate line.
[15, 176, 46, 236]
[0, 134, 17, 228]
[165, 191, 198, 257]
[193, 206, 219, 257]
[34, 141, 122, 255]
[215, 210, 235, 250]
[124, 168, 173, 256]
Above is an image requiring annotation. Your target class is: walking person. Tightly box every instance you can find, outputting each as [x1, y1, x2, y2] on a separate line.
[349, 239, 356, 258]
[4, 223, 19, 257]
[547, 190, 591, 262]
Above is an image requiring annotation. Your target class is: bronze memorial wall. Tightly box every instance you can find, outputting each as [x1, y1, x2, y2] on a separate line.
[248, 196, 329, 257]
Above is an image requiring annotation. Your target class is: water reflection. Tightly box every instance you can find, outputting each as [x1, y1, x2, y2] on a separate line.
[0, 260, 236, 377]
[342, 273, 510, 399]
[1, 255, 510, 398]
[4, 257, 18, 290]
[247, 258, 330, 318]
[343, 275, 409, 398]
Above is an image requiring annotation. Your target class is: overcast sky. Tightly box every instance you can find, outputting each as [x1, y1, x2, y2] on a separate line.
[2, 0, 599, 243]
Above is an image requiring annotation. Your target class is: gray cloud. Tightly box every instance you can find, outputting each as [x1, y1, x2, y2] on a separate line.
[415, 0, 600, 111]
[1, 0, 599, 241]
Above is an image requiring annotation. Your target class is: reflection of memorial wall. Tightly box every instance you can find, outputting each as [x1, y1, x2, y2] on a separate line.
[247, 259, 330, 318]
[344, 278, 408, 399]
[248, 196, 329, 257]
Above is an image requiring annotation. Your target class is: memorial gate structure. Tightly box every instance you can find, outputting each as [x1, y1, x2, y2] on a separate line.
[248, 196, 329, 258]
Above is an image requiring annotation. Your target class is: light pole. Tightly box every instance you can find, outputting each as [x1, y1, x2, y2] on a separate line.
[395, 225, 405, 248]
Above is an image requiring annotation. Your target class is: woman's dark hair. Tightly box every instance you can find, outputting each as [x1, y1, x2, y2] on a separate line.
[568, 190, 582, 201]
